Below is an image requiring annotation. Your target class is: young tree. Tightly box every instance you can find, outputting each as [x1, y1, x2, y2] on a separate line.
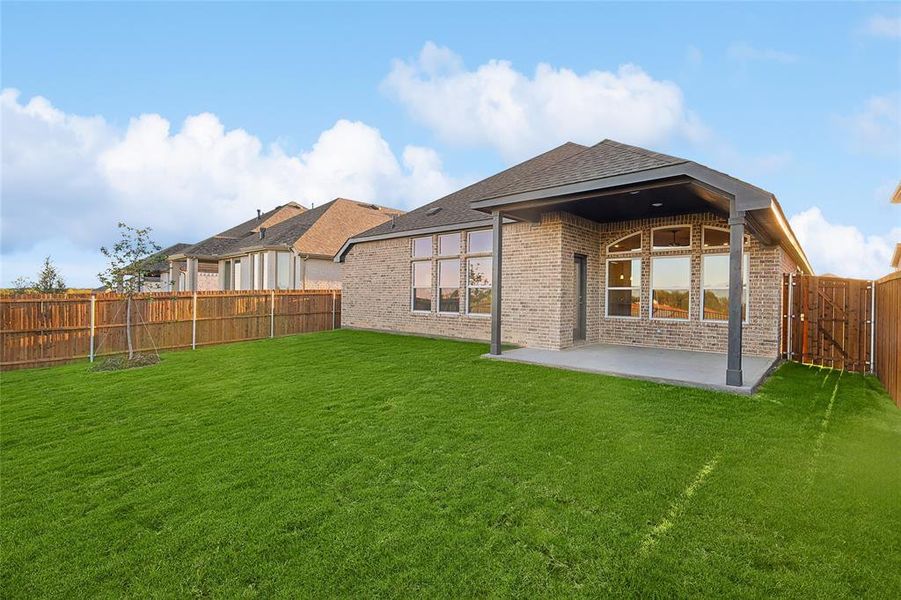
[98, 223, 161, 359]
[33, 256, 67, 293]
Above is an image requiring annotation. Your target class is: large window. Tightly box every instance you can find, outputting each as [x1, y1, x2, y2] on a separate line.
[411, 261, 432, 312]
[702, 254, 749, 321]
[702, 226, 730, 248]
[651, 256, 690, 320]
[607, 232, 641, 254]
[438, 259, 460, 313]
[652, 225, 691, 250]
[468, 230, 493, 254]
[606, 258, 641, 318]
[412, 237, 432, 258]
[466, 257, 492, 315]
[276, 252, 291, 290]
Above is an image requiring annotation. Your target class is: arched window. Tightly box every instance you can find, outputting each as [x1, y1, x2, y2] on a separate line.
[606, 232, 641, 254]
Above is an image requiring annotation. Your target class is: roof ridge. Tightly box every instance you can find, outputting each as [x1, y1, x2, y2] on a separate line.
[598, 139, 688, 164]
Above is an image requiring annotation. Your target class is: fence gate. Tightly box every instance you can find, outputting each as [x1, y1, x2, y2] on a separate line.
[782, 274, 873, 372]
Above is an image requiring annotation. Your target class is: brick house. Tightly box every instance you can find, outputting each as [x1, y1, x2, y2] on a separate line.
[170, 198, 403, 291]
[337, 140, 813, 387]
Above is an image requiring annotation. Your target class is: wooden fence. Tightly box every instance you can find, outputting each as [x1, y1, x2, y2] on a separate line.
[782, 273, 900, 407]
[0, 290, 341, 370]
[874, 271, 900, 407]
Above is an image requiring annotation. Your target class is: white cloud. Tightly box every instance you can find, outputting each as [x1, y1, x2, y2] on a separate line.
[790, 207, 900, 279]
[861, 14, 901, 38]
[837, 92, 901, 157]
[1, 89, 459, 285]
[727, 42, 799, 64]
[382, 42, 707, 161]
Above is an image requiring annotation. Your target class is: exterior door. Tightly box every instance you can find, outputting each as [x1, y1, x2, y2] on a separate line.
[573, 254, 587, 342]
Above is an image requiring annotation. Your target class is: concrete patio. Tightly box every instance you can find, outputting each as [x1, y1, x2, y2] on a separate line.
[484, 343, 779, 394]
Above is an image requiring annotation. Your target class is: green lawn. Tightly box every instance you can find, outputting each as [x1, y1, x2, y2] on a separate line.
[2, 330, 899, 598]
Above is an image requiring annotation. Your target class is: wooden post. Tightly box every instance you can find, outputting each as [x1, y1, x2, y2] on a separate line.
[191, 292, 198, 350]
[786, 274, 793, 361]
[725, 206, 744, 386]
[270, 290, 275, 338]
[331, 291, 336, 330]
[89, 295, 96, 362]
[490, 210, 503, 355]
[870, 280, 876, 374]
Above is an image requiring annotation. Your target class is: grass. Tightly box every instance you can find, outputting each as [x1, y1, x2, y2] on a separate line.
[2, 330, 899, 598]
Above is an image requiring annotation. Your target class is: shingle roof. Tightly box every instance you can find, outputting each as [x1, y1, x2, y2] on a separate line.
[144, 243, 192, 272]
[480, 139, 688, 201]
[176, 202, 306, 258]
[355, 142, 587, 239]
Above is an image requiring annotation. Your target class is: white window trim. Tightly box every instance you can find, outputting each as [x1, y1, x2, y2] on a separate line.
[411, 260, 432, 314]
[465, 256, 492, 317]
[606, 231, 643, 255]
[650, 255, 691, 321]
[411, 236, 433, 259]
[651, 224, 692, 252]
[605, 257, 641, 319]
[700, 253, 750, 324]
[437, 258, 461, 316]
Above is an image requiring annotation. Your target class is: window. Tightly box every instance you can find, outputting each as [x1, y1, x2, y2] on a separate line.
[276, 252, 291, 290]
[252, 253, 262, 290]
[606, 259, 641, 318]
[607, 232, 641, 254]
[412, 237, 432, 258]
[651, 256, 690, 319]
[652, 225, 691, 250]
[223, 261, 232, 290]
[466, 257, 492, 315]
[438, 233, 460, 256]
[702, 254, 749, 321]
[411, 261, 432, 312]
[468, 230, 493, 254]
[702, 227, 730, 248]
[438, 259, 460, 313]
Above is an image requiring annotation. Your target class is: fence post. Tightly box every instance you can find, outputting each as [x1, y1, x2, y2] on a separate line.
[331, 291, 336, 330]
[786, 274, 793, 361]
[270, 290, 275, 338]
[89, 295, 96, 363]
[191, 292, 198, 350]
[870, 280, 876, 374]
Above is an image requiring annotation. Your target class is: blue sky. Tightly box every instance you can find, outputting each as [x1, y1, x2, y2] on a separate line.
[2, 1, 899, 285]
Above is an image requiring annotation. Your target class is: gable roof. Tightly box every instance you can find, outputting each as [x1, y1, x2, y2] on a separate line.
[143, 243, 192, 273]
[354, 142, 587, 240]
[173, 202, 306, 259]
[480, 139, 688, 201]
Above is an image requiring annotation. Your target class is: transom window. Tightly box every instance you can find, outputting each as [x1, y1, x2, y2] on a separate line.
[606, 258, 641, 318]
[702, 254, 749, 322]
[652, 226, 691, 250]
[468, 230, 493, 254]
[702, 226, 730, 248]
[412, 237, 432, 258]
[651, 256, 690, 320]
[438, 233, 460, 256]
[607, 232, 641, 254]
[466, 257, 492, 315]
[438, 259, 460, 313]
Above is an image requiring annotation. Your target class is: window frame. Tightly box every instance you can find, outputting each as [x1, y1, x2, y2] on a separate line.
[700, 252, 750, 324]
[605, 257, 642, 319]
[467, 229, 493, 255]
[606, 231, 642, 255]
[650, 255, 692, 321]
[701, 226, 730, 249]
[465, 256, 492, 317]
[651, 225, 692, 251]
[411, 236, 432, 258]
[437, 258, 461, 315]
[410, 259, 433, 314]
[437, 233, 461, 257]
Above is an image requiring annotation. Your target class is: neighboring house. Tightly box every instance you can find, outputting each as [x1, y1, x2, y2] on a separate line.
[892, 244, 901, 272]
[171, 199, 403, 291]
[337, 139, 813, 387]
[139, 243, 192, 292]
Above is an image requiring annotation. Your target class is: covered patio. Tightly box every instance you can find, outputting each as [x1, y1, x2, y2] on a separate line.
[484, 343, 778, 394]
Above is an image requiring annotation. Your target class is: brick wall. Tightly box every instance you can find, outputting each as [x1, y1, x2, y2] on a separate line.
[342, 211, 791, 357]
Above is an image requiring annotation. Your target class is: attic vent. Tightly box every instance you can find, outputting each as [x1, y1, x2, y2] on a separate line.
[259, 227, 266, 240]
[368, 204, 380, 210]
[425, 206, 442, 216]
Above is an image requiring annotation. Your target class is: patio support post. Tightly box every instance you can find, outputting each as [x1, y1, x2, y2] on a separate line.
[726, 204, 745, 387]
[186, 257, 198, 292]
[490, 210, 503, 355]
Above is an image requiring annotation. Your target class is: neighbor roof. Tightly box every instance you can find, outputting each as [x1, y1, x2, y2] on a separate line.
[892, 243, 901, 269]
[144, 243, 192, 272]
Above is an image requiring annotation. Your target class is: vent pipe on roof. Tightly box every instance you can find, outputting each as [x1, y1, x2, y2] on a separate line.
[391, 215, 397, 229]
[257, 209, 262, 220]
[259, 227, 266, 240]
